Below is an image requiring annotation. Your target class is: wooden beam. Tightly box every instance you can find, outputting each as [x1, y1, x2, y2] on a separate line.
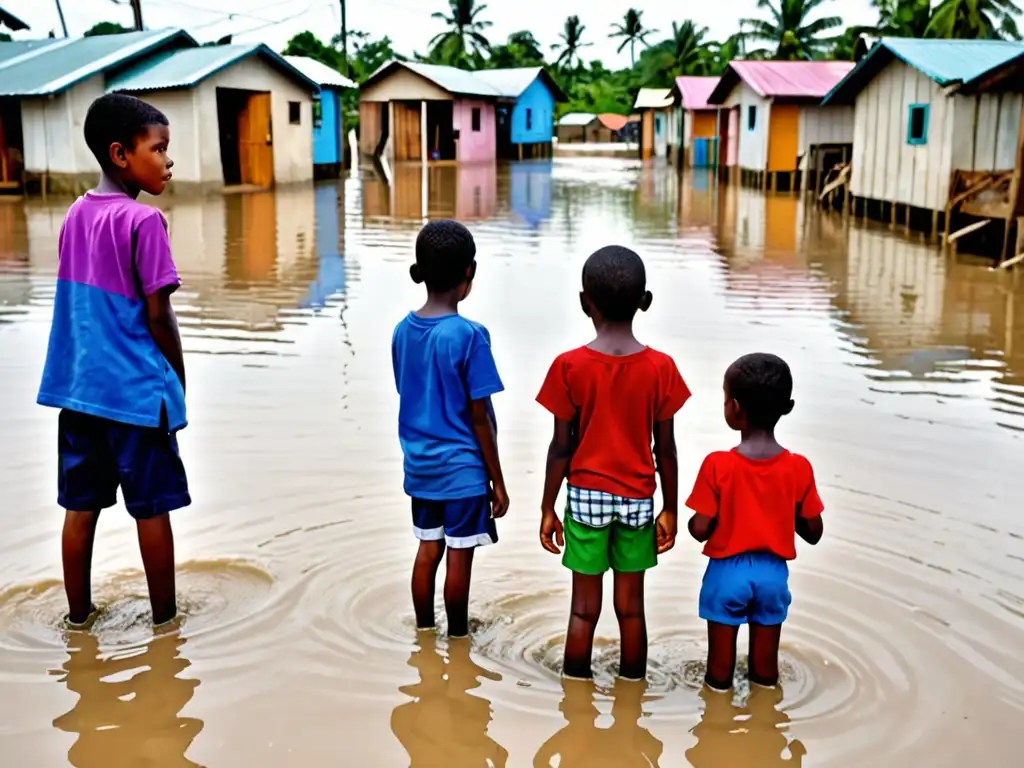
[947, 219, 991, 243]
[949, 173, 1002, 208]
[999, 250, 1024, 269]
[818, 165, 850, 200]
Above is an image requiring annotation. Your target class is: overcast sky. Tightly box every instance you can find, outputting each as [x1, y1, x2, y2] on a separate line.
[4, 0, 877, 68]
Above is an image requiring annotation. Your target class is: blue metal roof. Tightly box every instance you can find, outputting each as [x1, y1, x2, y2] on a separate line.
[0, 39, 57, 66]
[0, 29, 196, 97]
[108, 43, 320, 93]
[824, 37, 1024, 105]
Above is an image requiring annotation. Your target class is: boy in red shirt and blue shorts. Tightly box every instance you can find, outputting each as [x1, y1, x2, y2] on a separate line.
[537, 246, 690, 681]
[686, 353, 824, 691]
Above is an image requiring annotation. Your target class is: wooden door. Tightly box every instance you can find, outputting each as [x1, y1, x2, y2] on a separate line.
[641, 111, 653, 160]
[393, 101, 421, 161]
[767, 104, 799, 172]
[239, 93, 274, 188]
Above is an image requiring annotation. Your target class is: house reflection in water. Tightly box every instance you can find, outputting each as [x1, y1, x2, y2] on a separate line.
[509, 160, 552, 229]
[0, 201, 31, 325]
[301, 182, 347, 310]
[361, 163, 497, 222]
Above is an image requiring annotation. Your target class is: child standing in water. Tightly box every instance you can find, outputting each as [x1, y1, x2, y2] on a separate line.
[37, 94, 187, 628]
[686, 353, 824, 691]
[393, 220, 509, 638]
[537, 246, 689, 680]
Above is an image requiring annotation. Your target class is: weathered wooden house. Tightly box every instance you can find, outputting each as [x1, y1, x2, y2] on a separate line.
[672, 76, 719, 168]
[284, 55, 356, 178]
[358, 60, 498, 163]
[822, 38, 1024, 261]
[473, 66, 565, 159]
[555, 112, 628, 144]
[633, 88, 675, 161]
[708, 60, 854, 191]
[108, 43, 320, 189]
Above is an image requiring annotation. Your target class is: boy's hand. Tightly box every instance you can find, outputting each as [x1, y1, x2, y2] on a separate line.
[490, 482, 510, 518]
[540, 509, 564, 555]
[656, 511, 678, 554]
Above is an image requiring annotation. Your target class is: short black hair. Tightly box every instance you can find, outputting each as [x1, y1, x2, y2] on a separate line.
[84, 93, 169, 168]
[726, 353, 794, 429]
[414, 219, 476, 292]
[581, 245, 647, 322]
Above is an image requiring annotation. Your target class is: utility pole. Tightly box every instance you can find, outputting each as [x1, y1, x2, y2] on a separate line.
[340, 0, 348, 76]
[130, 0, 143, 31]
[54, 0, 69, 36]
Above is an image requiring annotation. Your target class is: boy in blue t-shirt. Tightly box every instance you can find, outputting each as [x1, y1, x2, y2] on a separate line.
[392, 220, 509, 638]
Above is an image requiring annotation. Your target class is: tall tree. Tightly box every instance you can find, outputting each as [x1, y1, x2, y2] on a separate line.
[741, 0, 844, 60]
[487, 30, 545, 68]
[428, 0, 492, 66]
[642, 21, 711, 84]
[108, 0, 143, 30]
[925, 0, 1022, 39]
[553, 15, 592, 71]
[610, 8, 656, 67]
[873, 0, 932, 36]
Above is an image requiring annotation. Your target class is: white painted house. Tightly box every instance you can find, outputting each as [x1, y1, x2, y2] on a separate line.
[822, 38, 1024, 216]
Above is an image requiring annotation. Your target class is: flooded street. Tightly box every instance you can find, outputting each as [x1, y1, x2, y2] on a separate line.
[1, 159, 1023, 767]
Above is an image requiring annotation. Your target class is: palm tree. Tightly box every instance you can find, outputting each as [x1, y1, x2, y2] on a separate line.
[741, 0, 844, 60]
[428, 0, 493, 66]
[644, 21, 712, 83]
[925, 0, 1022, 39]
[610, 8, 657, 67]
[707, 32, 748, 74]
[873, 0, 932, 36]
[552, 15, 592, 71]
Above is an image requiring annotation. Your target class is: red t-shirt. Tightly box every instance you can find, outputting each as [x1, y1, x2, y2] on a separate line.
[536, 346, 690, 499]
[685, 449, 824, 560]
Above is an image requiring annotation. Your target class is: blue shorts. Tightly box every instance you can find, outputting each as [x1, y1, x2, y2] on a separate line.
[699, 552, 791, 627]
[58, 409, 191, 520]
[411, 495, 497, 550]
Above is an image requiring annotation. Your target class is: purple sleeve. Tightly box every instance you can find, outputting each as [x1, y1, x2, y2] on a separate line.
[134, 210, 180, 297]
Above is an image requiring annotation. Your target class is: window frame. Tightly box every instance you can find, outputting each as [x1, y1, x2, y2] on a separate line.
[906, 103, 929, 146]
[288, 101, 301, 126]
[747, 105, 756, 132]
[471, 107, 481, 132]
[312, 95, 323, 130]
[525, 107, 532, 132]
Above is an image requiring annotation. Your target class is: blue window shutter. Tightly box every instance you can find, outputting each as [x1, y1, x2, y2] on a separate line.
[907, 103, 929, 145]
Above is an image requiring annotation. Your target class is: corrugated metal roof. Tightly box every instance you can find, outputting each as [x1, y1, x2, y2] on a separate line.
[283, 55, 356, 89]
[0, 29, 196, 97]
[722, 60, 854, 100]
[374, 60, 500, 97]
[597, 113, 628, 131]
[473, 67, 542, 98]
[558, 112, 596, 127]
[673, 76, 718, 110]
[109, 43, 319, 93]
[0, 5, 29, 31]
[0, 39, 58, 66]
[633, 88, 673, 109]
[823, 38, 1024, 105]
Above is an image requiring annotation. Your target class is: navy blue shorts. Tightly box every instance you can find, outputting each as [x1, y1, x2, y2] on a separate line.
[57, 409, 191, 520]
[699, 552, 791, 627]
[411, 495, 497, 549]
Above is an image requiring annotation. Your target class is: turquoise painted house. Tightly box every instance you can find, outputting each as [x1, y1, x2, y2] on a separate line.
[474, 67, 566, 159]
[284, 56, 356, 177]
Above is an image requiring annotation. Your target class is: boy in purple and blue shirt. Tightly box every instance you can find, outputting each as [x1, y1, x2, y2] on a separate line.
[37, 94, 187, 627]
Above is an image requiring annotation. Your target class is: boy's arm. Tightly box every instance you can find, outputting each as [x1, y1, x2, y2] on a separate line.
[146, 287, 185, 393]
[470, 399, 508, 517]
[687, 513, 717, 542]
[685, 454, 719, 542]
[653, 418, 679, 553]
[796, 506, 824, 544]
[539, 417, 574, 554]
[795, 458, 825, 545]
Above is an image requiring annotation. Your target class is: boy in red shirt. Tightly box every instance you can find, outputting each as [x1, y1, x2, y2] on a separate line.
[686, 353, 824, 692]
[537, 245, 690, 681]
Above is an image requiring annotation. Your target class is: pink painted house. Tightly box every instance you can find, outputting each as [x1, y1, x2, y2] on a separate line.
[359, 61, 497, 163]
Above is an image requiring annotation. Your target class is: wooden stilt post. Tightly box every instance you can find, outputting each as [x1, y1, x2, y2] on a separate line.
[930, 209, 939, 242]
[905, 203, 912, 232]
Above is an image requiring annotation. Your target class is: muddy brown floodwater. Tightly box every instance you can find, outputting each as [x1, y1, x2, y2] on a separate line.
[1, 159, 1023, 767]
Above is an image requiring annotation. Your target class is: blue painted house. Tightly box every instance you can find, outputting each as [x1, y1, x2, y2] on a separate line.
[510, 160, 553, 229]
[474, 67, 566, 159]
[284, 56, 356, 177]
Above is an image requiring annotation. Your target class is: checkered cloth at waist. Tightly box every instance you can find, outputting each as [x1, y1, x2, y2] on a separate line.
[566, 485, 654, 529]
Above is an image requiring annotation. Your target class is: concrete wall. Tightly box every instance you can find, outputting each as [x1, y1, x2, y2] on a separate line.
[453, 98, 495, 162]
[360, 68, 451, 102]
[511, 76, 555, 145]
[724, 80, 770, 172]
[850, 59, 956, 211]
[141, 56, 315, 186]
[21, 75, 105, 182]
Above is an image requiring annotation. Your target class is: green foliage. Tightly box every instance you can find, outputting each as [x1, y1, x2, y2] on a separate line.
[925, 0, 1022, 39]
[610, 9, 656, 67]
[84, 21, 132, 37]
[741, 0, 844, 60]
[427, 0, 492, 66]
[485, 31, 545, 69]
[0, 33, 11, 42]
[553, 16, 592, 71]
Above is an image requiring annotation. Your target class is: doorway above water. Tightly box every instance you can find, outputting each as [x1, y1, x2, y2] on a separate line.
[216, 88, 275, 190]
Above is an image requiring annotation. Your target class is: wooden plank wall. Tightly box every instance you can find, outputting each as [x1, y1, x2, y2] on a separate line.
[359, 102, 381, 156]
[393, 101, 421, 161]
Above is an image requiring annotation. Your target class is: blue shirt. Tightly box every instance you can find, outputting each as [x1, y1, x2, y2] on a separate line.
[392, 312, 504, 500]
[37, 193, 186, 431]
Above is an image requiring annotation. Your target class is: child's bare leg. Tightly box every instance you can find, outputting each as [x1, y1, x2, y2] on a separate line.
[613, 571, 647, 680]
[705, 621, 740, 691]
[748, 623, 782, 687]
[444, 547, 475, 637]
[136, 514, 176, 625]
[62, 510, 100, 624]
[412, 540, 445, 629]
[564, 572, 602, 679]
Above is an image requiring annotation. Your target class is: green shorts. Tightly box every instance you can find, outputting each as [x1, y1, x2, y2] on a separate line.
[562, 513, 657, 575]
